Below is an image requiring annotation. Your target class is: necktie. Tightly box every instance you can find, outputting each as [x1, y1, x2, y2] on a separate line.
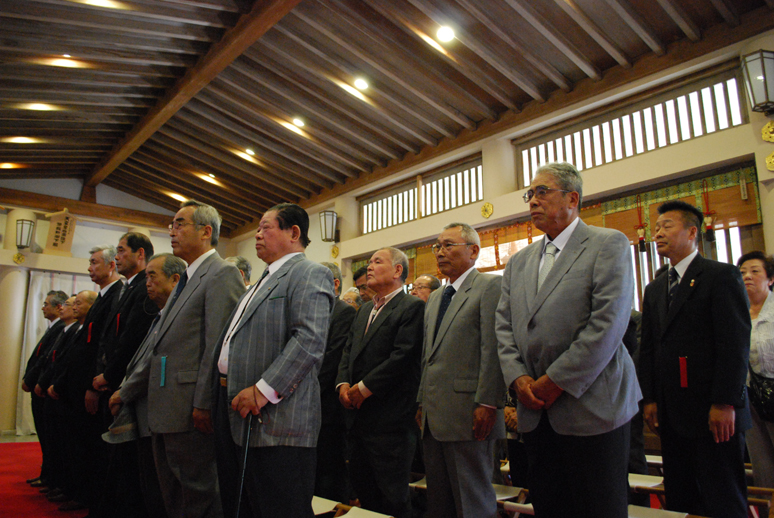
[538, 242, 558, 290]
[166, 271, 188, 312]
[118, 280, 129, 301]
[434, 285, 456, 338]
[668, 268, 680, 307]
[255, 268, 270, 287]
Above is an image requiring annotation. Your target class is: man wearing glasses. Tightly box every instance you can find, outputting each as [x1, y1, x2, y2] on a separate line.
[353, 265, 376, 303]
[147, 200, 244, 518]
[417, 223, 505, 518]
[496, 162, 640, 518]
[410, 274, 440, 303]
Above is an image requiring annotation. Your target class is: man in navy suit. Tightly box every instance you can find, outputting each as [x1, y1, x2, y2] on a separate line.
[640, 200, 751, 517]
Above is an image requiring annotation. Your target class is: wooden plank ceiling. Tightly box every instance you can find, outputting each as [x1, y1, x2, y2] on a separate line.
[1, 0, 774, 237]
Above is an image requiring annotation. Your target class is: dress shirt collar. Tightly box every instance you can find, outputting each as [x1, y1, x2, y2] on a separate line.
[671, 249, 698, 281]
[48, 317, 60, 328]
[541, 216, 580, 255]
[63, 321, 77, 332]
[757, 290, 774, 323]
[372, 286, 403, 309]
[185, 248, 217, 279]
[100, 279, 120, 296]
[125, 272, 138, 286]
[263, 252, 302, 281]
[450, 265, 476, 293]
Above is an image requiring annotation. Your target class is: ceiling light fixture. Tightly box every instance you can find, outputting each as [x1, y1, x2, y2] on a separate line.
[437, 26, 455, 43]
[169, 193, 187, 202]
[245, 148, 255, 155]
[293, 118, 305, 127]
[68, 0, 130, 9]
[208, 173, 216, 178]
[280, 121, 305, 136]
[1, 163, 25, 169]
[1, 137, 43, 144]
[18, 103, 61, 111]
[354, 78, 369, 90]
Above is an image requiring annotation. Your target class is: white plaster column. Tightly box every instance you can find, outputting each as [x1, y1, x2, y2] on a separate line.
[0, 265, 30, 432]
[482, 138, 517, 198]
[4, 209, 37, 251]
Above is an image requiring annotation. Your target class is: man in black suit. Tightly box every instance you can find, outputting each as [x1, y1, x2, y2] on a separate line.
[337, 247, 424, 518]
[92, 232, 158, 518]
[21, 289, 67, 488]
[640, 200, 751, 517]
[316, 261, 356, 502]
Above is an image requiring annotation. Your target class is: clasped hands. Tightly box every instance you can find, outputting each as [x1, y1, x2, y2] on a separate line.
[513, 374, 563, 410]
[338, 383, 367, 409]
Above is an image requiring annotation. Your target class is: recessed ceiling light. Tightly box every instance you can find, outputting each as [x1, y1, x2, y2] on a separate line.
[293, 118, 304, 127]
[245, 148, 255, 156]
[169, 193, 187, 202]
[354, 78, 369, 90]
[280, 121, 305, 136]
[63, 54, 71, 58]
[30, 57, 91, 69]
[68, 0, 130, 9]
[437, 26, 455, 43]
[199, 174, 221, 186]
[0, 163, 25, 169]
[208, 173, 216, 178]
[19, 103, 61, 111]
[1, 136, 43, 144]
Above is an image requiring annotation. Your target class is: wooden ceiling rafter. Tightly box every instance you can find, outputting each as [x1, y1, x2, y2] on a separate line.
[503, 0, 603, 81]
[601, 0, 666, 56]
[656, 0, 702, 41]
[82, 0, 305, 191]
[552, 0, 631, 68]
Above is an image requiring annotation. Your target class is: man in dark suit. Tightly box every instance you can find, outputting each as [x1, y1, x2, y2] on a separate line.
[353, 265, 376, 303]
[337, 247, 424, 518]
[417, 222, 505, 518]
[316, 261, 356, 502]
[21, 289, 67, 488]
[639, 200, 751, 517]
[148, 200, 244, 518]
[214, 203, 334, 518]
[92, 232, 158, 518]
[496, 162, 640, 518]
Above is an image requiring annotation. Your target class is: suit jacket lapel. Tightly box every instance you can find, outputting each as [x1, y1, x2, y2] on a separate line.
[154, 252, 216, 347]
[430, 270, 476, 356]
[524, 242, 542, 316]
[232, 254, 303, 336]
[665, 255, 703, 329]
[353, 291, 404, 363]
[529, 221, 589, 321]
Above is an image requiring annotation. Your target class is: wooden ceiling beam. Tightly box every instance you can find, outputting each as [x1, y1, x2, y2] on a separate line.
[602, 0, 665, 56]
[82, 0, 304, 191]
[655, 0, 701, 41]
[0, 186, 172, 229]
[289, 9, 477, 130]
[709, 0, 741, 27]
[552, 0, 631, 68]
[152, 125, 312, 200]
[244, 47, 422, 155]
[361, 0, 520, 111]
[100, 177, 190, 218]
[454, 0, 572, 92]
[253, 37, 439, 147]
[139, 142, 282, 208]
[192, 90, 353, 182]
[207, 76, 372, 173]
[503, 0, 603, 81]
[230, 59, 400, 160]
[400, 0, 544, 102]
[133, 149, 274, 210]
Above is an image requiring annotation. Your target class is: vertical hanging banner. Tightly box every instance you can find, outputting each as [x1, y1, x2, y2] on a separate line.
[44, 209, 77, 256]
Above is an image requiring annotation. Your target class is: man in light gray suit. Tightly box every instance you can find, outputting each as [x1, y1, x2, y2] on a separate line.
[496, 162, 641, 518]
[213, 203, 334, 518]
[147, 200, 245, 518]
[417, 222, 505, 518]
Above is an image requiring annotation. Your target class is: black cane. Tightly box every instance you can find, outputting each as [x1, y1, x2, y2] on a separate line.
[235, 413, 254, 518]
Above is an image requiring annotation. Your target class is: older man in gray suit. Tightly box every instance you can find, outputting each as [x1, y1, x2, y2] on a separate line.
[213, 203, 334, 518]
[147, 200, 245, 518]
[496, 162, 641, 518]
[417, 222, 505, 518]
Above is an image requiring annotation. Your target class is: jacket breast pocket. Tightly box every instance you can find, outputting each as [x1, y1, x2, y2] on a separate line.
[177, 370, 198, 384]
[453, 379, 477, 393]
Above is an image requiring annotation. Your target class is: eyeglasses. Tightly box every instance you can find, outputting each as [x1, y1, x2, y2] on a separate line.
[431, 242, 473, 254]
[168, 220, 200, 231]
[412, 285, 431, 291]
[523, 185, 572, 203]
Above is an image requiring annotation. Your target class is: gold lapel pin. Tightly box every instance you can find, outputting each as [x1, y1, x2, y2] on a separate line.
[690, 279, 695, 287]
